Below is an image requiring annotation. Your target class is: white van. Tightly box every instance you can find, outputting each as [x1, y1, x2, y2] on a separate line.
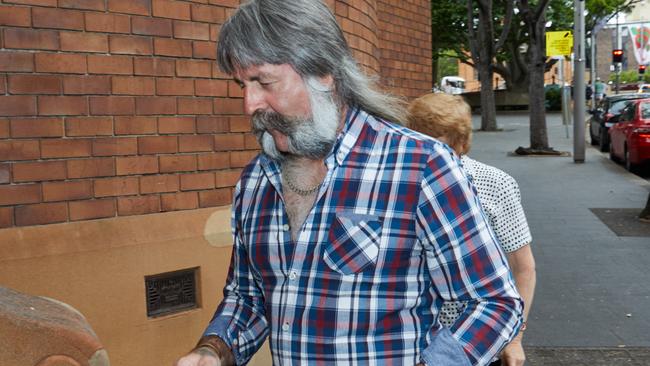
[441, 76, 465, 95]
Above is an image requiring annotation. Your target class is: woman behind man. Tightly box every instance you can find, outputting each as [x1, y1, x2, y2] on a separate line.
[408, 93, 537, 366]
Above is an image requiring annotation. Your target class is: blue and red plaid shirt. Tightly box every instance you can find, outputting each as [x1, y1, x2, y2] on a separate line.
[204, 107, 523, 365]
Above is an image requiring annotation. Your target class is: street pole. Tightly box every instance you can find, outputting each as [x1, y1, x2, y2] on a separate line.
[590, 32, 596, 109]
[573, 0, 586, 163]
[615, 9, 621, 94]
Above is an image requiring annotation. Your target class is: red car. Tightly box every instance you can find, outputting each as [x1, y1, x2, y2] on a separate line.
[609, 98, 650, 173]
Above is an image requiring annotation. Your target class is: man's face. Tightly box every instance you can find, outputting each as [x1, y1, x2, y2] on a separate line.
[233, 64, 340, 162]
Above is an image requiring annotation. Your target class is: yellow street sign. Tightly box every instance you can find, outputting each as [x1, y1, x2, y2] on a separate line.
[546, 31, 573, 56]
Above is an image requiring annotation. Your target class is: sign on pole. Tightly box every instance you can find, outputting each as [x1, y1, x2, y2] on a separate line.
[546, 31, 573, 56]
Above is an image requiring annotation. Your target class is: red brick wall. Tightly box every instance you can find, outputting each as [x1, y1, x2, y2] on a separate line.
[0, 0, 431, 228]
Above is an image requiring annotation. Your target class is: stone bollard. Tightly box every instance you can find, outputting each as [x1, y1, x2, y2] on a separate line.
[0, 287, 110, 366]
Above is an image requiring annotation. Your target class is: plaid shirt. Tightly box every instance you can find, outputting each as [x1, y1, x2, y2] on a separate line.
[204, 107, 522, 365]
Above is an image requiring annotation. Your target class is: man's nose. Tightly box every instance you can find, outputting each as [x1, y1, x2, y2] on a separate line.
[243, 86, 266, 116]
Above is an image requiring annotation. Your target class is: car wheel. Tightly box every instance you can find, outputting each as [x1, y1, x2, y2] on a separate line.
[609, 144, 617, 162]
[599, 129, 609, 152]
[625, 147, 638, 173]
[589, 127, 598, 145]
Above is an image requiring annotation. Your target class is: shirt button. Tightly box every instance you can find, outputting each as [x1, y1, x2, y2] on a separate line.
[283, 224, 290, 231]
[232, 339, 238, 346]
[289, 271, 297, 280]
[282, 322, 290, 331]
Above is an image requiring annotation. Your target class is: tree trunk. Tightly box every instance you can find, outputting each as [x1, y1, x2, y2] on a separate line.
[528, 11, 550, 149]
[479, 63, 498, 130]
[476, 0, 498, 131]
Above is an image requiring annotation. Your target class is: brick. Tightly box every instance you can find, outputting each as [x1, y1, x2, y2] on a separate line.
[15, 202, 68, 226]
[8, 75, 61, 94]
[92, 137, 137, 156]
[60, 31, 109, 53]
[135, 96, 176, 115]
[159, 155, 196, 173]
[67, 157, 115, 178]
[3, 0, 56, 5]
[0, 75, 5, 95]
[63, 76, 111, 95]
[109, 35, 153, 55]
[190, 4, 226, 23]
[89, 96, 135, 115]
[196, 116, 229, 133]
[209, 23, 219, 42]
[158, 117, 195, 134]
[0, 119, 9, 138]
[0, 207, 13, 228]
[197, 152, 229, 170]
[179, 135, 213, 152]
[108, 0, 151, 16]
[12, 161, 66, 182]
[230, 150, 257, 168]
[3, 28, 59, 50]
[140, 174, 179, 194]
[156, 78, 194, 96]
[0, 5, 31, 27]
[244, 134, 260, 149]
[154, 38, 192, 57]
[32, 8, 84, 30]
[134, 57, 175, 76]
[213, 98, 243, 115]
[208, 0, 238, 7]
[41, 138, 91, 158]
[192, 40, 216, 60]
[114, 116, 157, 135]
[131, 16, 172, 37]
[229, 116, 251, 132]
[199, 188, 231, 207]
[88, 55, 133, 75]
[116, 155, 158, 175]
[0, 51, 33, 72]
[0, 184, 41, 205]
[176, 59, 211, 77]
[35, 53, 87, 74]
[228, 80, 244, 97]
[194, 79, 227, 97]
[60, 0, 106, 10]
[38, 96, 88, 116]
[69, 198, 116, 221]
[180, 172, 214, 191]
[0, 163, 9, 184]
[138, 135, 177, 154]
[0, 96, 37, 116]
[10, 117, 63, 138]
[153, 0, 191, 20]
[111, 76, 154, 95]
[85, 12, 131, 33]
[0, 140, 40, 161]
[94, 176, 138, 197]
[117, 195, 160, 216]
[178, 97, 212, 115]
[161, 191, 197, 211]
[215, 168, 240, 188]
[173, 20, 210, 40]
[214, 133, 244, 151]
[65, 117, 113, 137]
[43, 180, 93, 202]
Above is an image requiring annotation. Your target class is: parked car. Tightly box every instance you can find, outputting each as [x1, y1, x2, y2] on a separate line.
[639, 84, 650, 93]
[589, 93, 650, 152]
[609, 98, 650, 173]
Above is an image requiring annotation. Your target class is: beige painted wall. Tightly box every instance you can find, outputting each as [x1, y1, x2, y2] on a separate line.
[0, 207, 271, 366]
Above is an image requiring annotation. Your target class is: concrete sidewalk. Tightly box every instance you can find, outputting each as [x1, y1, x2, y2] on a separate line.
[469, 112, 650, 365]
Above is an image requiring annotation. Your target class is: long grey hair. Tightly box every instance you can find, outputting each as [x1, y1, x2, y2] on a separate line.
[216, 0, 406, 124]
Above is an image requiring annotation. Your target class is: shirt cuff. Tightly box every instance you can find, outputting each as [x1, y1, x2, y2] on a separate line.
[421, 327, 472, 366]
[203, 317, 243, 365]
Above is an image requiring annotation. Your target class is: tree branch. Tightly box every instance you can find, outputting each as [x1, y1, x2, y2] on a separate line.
[495, 0, 515, 53]
[467, 0, 480, 65]
[532, 0, 551, 25]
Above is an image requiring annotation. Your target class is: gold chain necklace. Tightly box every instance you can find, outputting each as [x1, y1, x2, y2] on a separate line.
[282, 170, 321, 196]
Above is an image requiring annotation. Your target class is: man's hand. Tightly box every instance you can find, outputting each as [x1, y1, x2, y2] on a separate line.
[174, 346, 221, 366]
[499, 338, 525, 366]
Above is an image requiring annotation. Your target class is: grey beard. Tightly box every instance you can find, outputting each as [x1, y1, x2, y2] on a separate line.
[251, 79, 340, 162]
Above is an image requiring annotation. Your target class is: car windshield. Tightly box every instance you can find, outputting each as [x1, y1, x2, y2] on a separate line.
[609, 100, 630, 114]
[642, 102, 650, 120]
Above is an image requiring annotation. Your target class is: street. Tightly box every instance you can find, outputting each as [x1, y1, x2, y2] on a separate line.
[470, 112, 650, 364]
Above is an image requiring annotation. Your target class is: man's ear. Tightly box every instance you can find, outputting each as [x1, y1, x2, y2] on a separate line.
[316, 74, 335, 91]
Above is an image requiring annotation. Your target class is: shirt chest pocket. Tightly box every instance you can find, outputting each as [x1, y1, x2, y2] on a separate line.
[323, 213, 383, 275]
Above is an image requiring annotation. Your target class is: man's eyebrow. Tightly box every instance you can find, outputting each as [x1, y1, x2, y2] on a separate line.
[234, 72, 275, 84]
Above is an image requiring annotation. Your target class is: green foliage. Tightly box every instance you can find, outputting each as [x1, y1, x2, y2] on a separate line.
[437, 55, 460, 84]
[544, 84, 562, 111]
[608, 70, 650, 83]
[430, 0, 467, 62]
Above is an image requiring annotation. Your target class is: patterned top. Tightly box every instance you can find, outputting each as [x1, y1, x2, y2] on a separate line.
[204, 107, 522, 366]
[438, 156, 531, 328]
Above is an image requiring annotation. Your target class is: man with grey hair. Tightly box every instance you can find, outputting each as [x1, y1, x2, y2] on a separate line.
[175, 1, 522, 365]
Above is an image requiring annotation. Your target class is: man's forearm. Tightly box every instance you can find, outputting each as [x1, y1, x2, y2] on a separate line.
[195, 335, 236, 365]
[507, 244, 536, 337]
